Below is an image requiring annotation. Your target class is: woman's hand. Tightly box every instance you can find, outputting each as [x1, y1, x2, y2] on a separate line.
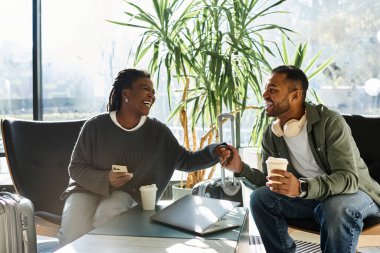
[214, 145, 233, 166]
[108, 171, 133, 188]
[215, 145, 243, 173]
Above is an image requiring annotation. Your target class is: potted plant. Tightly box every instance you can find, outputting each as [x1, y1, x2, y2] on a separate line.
[109, 0, 333, 197]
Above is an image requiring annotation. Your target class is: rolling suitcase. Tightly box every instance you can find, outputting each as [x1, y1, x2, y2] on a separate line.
[192, 113, 243, 206]
[0, 192, 37, 253]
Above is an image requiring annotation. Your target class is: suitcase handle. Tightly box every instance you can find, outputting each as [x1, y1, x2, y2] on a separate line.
[0, 191, 21, 202]
[217, 113, 235, 147]
[217, 113, 237, 186]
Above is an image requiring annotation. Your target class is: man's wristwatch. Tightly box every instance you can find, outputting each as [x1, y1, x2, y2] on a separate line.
[299, 179, 308, 198]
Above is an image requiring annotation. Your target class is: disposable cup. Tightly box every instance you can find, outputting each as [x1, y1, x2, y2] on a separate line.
[265, 157, 288, 184]
[139, 184, 157, 210]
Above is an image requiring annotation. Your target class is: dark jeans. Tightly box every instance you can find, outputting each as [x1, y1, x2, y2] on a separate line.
[250, 186, 380, 253]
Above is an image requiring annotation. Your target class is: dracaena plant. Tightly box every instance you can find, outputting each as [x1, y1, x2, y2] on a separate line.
[109, 0, 296, 188]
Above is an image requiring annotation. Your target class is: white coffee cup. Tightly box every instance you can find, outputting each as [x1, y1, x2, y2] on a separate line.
[265, 156, 288, 184]
[139, 184, 157, 210]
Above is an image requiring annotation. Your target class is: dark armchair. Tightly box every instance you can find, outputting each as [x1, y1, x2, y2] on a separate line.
[287, 114, 380, 247]
[1, 118, 85, 236]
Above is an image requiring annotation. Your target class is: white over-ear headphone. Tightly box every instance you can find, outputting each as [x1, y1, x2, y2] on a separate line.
[271, 114, 307, 137]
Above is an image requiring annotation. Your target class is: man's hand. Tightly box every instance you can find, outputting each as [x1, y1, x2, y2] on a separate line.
[266, 169, 300, 198]
[221, 145, 243, 174]
[109, 171, 133, 188]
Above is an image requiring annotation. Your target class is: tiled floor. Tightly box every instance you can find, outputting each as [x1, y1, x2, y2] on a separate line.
[288, 229, 380, 253]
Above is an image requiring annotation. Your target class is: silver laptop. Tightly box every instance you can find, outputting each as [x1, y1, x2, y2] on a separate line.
[149, 195, 241, 235]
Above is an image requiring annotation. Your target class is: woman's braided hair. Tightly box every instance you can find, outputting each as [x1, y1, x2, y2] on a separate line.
[107, 68, 151, 112]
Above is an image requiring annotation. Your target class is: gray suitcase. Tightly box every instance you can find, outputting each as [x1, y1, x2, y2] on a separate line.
[0, 192, 37, 253]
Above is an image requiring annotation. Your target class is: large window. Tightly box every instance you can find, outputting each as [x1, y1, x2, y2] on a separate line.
[274, 0, 380, 115]
[0, 1, 33, 119]
[40, 0, 179, 122]
[239, 0, 380, 145]
[0, 0, 32, 157]
[1, 0, 380, 154]
[41, 0, 131, 120]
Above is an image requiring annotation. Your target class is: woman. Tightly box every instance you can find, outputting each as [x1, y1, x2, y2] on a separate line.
[57, 68, 229, 246]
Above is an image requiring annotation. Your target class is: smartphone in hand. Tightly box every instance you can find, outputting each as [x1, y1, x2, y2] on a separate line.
[112, 165, 128, 173]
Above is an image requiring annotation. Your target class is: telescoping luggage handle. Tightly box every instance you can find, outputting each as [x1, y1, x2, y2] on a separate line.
[217, 113, 237, 187]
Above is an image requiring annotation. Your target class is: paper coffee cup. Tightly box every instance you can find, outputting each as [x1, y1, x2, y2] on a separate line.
[139, 184, 157, 210]
[265, 156, 288, 184]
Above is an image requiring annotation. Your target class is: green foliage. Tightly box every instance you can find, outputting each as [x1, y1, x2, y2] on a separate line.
[109, 0, 334, 186]
[109, 0, 334, 153]
[109, 0, 292, 137]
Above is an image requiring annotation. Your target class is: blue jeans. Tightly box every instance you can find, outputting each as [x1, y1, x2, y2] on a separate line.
[250, 186, 380, 253]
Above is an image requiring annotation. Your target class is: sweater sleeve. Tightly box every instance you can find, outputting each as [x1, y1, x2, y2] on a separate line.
[68, 120, 110, 196]
[161, 124, 220, 172]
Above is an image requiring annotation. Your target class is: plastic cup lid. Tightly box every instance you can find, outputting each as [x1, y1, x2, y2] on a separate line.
[139, 184, 157, 191]
[265, 156, 288, 164]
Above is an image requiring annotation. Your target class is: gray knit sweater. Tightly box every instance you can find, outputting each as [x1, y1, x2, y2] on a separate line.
[62, 113, 220, 204]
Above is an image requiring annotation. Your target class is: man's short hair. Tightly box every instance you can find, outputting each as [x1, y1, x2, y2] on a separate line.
[271, 65, 309, 97]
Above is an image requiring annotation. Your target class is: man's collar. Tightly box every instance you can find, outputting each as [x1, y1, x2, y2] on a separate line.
[305, 102, 320, 128]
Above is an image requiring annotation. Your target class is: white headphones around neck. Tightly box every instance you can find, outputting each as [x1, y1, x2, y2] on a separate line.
[271, 114, 307, 138]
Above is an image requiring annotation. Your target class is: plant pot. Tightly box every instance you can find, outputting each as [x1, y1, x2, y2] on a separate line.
[171, 183, 193, 201]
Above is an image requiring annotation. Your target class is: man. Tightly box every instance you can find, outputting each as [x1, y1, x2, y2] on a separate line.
[224, 65, 380, 253]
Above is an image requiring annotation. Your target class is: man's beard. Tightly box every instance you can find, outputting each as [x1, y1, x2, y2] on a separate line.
[266, 98, 290, 117]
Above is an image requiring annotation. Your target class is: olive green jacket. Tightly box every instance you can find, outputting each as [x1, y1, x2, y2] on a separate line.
[238, 102, 380, 205]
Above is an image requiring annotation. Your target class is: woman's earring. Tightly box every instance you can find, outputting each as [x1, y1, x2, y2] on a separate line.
[125, 98, 128, 103]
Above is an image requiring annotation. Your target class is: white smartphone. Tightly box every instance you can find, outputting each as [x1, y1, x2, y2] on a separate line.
[112, 165, 128, 173]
